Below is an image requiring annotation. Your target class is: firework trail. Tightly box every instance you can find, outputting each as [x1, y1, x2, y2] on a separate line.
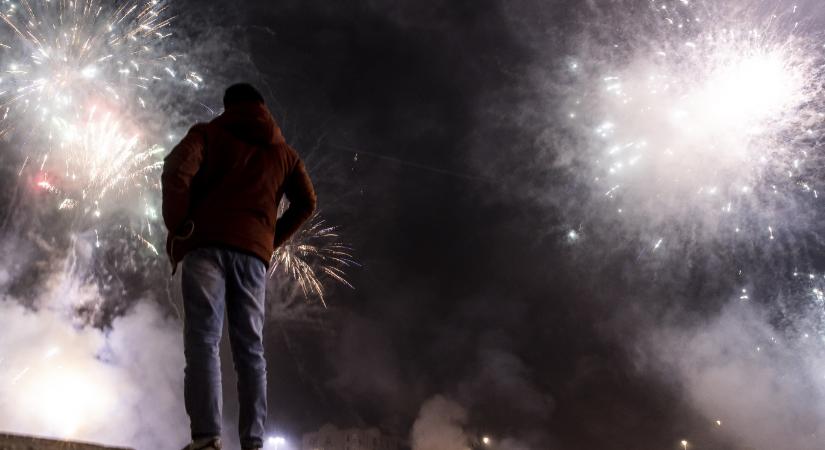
[270, 211, 356, 308]
[0, 0, 201, 226]
[36, 108, 165, 222]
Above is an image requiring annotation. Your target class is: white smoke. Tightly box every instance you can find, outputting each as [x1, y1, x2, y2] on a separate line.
[645, 301, 825, 450]
[497, 438, 532, 450]
[409, 394, 545, 450]
[491, 1, 825, 447]
[555, 0, 825, 255]
[548, 4, 825, 447]
[411, 395, 469, 450]
[0, 257, 187, 450]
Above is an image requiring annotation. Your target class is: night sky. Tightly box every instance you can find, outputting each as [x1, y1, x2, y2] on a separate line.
[165, 1, 737, 449]
[3, 0, 825, 449]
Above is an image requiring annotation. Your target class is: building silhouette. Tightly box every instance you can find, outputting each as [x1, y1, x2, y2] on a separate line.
[301, 424, 403, 450]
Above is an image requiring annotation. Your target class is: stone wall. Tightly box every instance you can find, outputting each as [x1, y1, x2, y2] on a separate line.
[0, 433, 131, 450]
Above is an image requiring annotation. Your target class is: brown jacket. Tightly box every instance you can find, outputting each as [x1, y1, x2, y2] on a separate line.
[161, 102, 316, 267]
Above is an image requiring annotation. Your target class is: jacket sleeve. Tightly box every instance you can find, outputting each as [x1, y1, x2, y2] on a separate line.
[274, 155, 317, 248]
[162, 125, 206, 234]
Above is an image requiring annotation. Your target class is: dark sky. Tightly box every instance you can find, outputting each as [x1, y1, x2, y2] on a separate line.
[172, 1, 739, 449]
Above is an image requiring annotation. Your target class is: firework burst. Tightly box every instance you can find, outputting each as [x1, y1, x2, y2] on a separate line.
[269, 212, 356, 308]
[565, 0, 825, 253]
[0, 0, 201, 126]
[36, 106, 164, 216]
[557, 3, 825, 446]
[0, 0, 200, 217]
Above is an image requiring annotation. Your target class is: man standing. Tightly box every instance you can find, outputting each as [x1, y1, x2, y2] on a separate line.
[162, 83, 317, 450]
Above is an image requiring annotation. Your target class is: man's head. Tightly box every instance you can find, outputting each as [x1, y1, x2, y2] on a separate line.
[223, 83, 265, 108]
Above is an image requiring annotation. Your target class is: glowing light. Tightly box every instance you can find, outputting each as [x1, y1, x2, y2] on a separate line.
[9, 343, 117, 439]
[81, 66, 98, 79]
[567, 1, 822, 247]
[270, 212, 357, 307]
[0, 0, 190, 253]
[267, 436, 287, 447]
[653, 238, 664, 251]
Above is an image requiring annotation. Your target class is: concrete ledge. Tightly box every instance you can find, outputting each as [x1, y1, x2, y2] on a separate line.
[0, 433, 132, 450]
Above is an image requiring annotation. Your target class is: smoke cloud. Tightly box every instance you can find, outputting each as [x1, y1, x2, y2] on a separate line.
[0, 264, 187, 450]
[458, 345, 554, 421]
[410, 395, 468, 450]
[644, 301, 825, 449]
[484, 0, 825, 447]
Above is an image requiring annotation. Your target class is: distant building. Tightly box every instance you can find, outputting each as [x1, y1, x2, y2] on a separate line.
[301, 424, 402, 450]
[0, 433, 130, 450]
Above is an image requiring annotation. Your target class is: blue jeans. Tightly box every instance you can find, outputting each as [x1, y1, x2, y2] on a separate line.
[182, 247, 267, 449]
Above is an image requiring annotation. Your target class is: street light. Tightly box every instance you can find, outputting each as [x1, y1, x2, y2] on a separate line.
[681, 440, 688, 450]
[267, 436, 287, 448]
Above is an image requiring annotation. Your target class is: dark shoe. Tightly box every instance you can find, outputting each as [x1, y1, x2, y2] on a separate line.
[182, 437, 221, 450]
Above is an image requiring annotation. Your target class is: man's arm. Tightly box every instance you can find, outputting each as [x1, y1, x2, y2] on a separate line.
[274, 156, 317, 248]
[161, 125, 206, 234]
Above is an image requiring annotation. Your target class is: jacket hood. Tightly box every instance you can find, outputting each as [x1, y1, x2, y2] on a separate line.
[214, 102, 284, 145]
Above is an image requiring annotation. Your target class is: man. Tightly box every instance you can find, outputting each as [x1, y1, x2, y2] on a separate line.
[162, 83, 317, 450]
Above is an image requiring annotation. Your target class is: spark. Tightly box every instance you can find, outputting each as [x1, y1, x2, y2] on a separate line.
[269, 212, 357, 307]
[42, 108, 165, 208]
[569, 1, 823, 246]
[0, 0, 180, 137]
[0, 0, 192, 254]
[561, 6, 825, 441]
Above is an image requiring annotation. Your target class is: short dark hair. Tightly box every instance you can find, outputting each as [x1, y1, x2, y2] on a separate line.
[224, 83, 265, 107]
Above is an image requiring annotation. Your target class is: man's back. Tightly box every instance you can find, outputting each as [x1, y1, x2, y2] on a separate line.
[162, 99, 316, 265]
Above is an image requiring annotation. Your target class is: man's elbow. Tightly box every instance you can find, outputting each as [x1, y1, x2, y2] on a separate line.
[307, 193, 318, 214]
[298, 194, 317, 221]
